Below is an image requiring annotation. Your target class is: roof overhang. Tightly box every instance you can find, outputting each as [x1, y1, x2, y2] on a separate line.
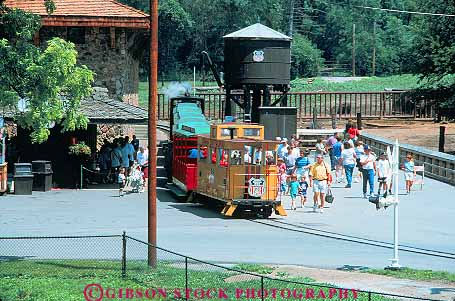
[41, 16, 149, 29]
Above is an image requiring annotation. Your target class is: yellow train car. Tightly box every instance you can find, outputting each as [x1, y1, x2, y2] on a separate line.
[193, 123, 286, 218]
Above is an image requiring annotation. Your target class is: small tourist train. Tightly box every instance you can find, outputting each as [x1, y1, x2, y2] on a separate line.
[164, 96, 287, 218]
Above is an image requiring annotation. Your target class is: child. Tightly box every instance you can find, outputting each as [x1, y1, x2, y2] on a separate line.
[277, 157, 286, 174]
[118, 167, 126, 197]
[402, 153, 416, 194]
[298, 175, 309, 208]
[287, 174, 300, 210]
[377, 152, 391, 195]
[279, 168, 288, 196]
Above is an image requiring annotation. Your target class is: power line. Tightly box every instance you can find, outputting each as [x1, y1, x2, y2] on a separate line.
[356, 5, 455, 17]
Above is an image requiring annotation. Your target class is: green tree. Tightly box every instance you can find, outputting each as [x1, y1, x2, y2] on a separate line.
[410, 0, 455, 115]
[0, 1, 94, 142]
[291, 34, 324, 78]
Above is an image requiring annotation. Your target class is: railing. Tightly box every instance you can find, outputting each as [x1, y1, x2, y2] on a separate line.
[0, 234, 444, 301]
[157, 91, 436, 123]
[361, 133, 455, 185]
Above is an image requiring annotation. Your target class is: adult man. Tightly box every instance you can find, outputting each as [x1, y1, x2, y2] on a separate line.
[283, 146, 297, 175]
[123, 136, 135, 167]
[325, 132, 339, 171]
[110, 138, 123, 175]
[309, 154, 332, 213]
[131, 135, 140, 159]
[360, 145, 377, 198]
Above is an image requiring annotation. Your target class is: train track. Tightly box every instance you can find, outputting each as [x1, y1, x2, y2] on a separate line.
[249, 219, 455, 260]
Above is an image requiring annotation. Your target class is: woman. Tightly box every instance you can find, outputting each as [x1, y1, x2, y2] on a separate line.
[314, 138, 326, 161]
[340, 141, 356, 188]
[294, 149, 311, 181]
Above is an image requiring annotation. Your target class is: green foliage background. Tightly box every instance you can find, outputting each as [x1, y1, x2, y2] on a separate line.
[0, 1, 94, 142]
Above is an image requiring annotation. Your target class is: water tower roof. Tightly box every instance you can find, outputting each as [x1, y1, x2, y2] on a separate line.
[223, 23, 291, 41]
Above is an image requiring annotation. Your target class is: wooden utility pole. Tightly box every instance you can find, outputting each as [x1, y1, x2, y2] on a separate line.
[148, 0, 158, 267]
[352, 23, 356, 77]
[372, 22, 376, 76]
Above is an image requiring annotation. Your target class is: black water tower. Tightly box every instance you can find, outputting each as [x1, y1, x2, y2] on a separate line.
[222, 23, 292, 123]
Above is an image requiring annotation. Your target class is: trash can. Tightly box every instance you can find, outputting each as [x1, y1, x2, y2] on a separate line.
[14, 163, 33, 195]
[32, 160, 53, 191]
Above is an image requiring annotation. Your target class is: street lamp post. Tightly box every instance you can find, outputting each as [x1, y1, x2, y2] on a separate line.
[388, 139, 401, 269]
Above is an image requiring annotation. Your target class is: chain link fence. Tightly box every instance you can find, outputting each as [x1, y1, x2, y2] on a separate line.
[0, 233, 444, 300]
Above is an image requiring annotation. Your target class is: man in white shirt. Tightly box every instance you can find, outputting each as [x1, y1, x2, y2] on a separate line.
[360, 145, 377, 198]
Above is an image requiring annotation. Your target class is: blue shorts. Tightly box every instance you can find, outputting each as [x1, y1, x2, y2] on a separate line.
[290, 193, 297, 199]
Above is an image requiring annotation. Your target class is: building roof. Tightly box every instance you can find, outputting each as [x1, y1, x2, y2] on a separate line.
[4, 0, 149, 28]
[3, 88, 148, 124]
[81, 88, 148, 124]
[224, 23, 291, 41]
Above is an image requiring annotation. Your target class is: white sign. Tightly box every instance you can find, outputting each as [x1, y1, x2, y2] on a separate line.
[252, 50, 264, 62]
[248, 177, 266, 197]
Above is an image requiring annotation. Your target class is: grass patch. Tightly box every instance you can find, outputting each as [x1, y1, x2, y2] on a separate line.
[0, 259, 397, 300]
[291, 74, 419, 92]
[231, 263, 274, 275]
[363, 267, 455, 283]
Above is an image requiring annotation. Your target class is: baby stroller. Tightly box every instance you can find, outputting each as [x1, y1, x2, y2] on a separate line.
[124, 162, 145, 193]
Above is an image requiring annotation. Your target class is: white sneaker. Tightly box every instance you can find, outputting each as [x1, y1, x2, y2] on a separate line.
[313, 204, 317, 212]
[319, 207, 324, 213]
[363, 193, 367, 199]
[354, 178, 359, 183]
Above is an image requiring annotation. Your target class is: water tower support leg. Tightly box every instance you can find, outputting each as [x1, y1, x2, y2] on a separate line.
[225, 88, 232, 118]
[244, 88, 251, 122]
[263, 87, 271, 106]
[252, 89, 261, 123]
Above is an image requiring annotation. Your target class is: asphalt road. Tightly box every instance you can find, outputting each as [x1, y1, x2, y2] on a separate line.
[0, 174, 454, 272]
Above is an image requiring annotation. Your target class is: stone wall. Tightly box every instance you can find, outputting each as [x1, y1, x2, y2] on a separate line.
[39, 26, 143, 105]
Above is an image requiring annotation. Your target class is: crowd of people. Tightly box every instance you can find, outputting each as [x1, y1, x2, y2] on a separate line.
[277, 120, 418, 214]
[96, 135, 148, 195]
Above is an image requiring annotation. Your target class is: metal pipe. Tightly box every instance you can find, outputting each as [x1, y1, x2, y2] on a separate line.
[148, 0, 158, 268]
[201, 51, 223, 88]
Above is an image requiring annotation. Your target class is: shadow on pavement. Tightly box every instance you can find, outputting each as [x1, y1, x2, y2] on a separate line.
[336, 264, 369, 271]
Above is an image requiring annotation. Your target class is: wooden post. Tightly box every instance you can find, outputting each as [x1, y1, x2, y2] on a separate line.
[439, 126, 446, 153]
[312, 107, 318, 129]
[331, 113, 336, 129]
[357, 112, 362, 130]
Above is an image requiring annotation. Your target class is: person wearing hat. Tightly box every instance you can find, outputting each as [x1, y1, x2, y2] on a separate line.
[309, 154, 332, 213]
[359, 145, 377, 198]
[278, 138, 289, 159]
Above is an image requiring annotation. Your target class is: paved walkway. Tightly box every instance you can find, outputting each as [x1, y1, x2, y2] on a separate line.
[0, 169, 454, 299]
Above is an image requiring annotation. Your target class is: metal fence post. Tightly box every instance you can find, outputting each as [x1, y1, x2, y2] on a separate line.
[122, 231, 126, 278]
[261, 276, 264, 301]
[80, 165, 83, 189]
[185, 257, 188, 301]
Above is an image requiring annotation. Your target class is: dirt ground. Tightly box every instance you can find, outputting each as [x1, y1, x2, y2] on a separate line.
[361, 121, 455, 154]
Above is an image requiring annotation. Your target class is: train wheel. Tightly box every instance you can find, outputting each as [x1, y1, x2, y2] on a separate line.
[258, 207, 273, 219]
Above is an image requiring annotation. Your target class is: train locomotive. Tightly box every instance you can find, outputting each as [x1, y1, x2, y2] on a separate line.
[164, 96, 287, 218]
